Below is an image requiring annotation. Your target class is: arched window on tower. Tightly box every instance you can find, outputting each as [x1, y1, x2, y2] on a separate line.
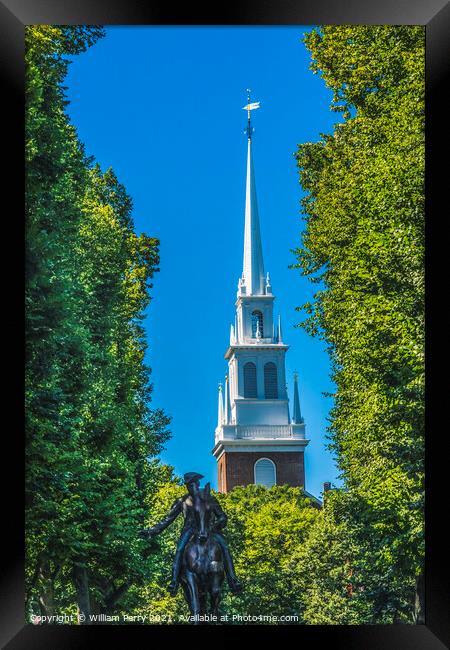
[251, 310, 263, 338]
[264, 362, 278, 399]
[243, 362, 257, 398]
[254, 458, 276, 488]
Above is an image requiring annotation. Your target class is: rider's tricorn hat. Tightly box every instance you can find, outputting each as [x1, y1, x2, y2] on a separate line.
[183, 472, 204, 485]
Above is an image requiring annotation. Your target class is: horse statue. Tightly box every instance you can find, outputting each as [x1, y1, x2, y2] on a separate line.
[180, 481, 225, 619]
[139, 472, 242, 623]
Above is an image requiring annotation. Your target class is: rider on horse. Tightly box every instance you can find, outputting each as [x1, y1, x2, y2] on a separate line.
[140, 472, 243, 596]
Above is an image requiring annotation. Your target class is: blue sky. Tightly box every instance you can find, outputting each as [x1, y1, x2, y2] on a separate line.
[65, 26, 343, 497]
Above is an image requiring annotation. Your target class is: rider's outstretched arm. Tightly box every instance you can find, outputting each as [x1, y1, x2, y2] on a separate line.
[141, 497, 183, 537]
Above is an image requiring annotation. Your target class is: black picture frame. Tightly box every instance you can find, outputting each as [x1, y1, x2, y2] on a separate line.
[3, 0, 449, 647]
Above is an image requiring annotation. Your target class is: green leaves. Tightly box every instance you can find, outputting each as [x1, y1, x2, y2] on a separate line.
[123, 481, 320, 623]
[292, 25, 424, 622]
[25, 25, 171, 620]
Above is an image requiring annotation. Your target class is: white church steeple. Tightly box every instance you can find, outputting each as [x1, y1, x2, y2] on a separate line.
[238, 91, 269, 298]
[241, 135, 265, 296]
[213, 92, 309, 493]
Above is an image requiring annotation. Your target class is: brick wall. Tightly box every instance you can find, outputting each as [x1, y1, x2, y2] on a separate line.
[217, 451, 304, 492]
[218, 454, 227, 492]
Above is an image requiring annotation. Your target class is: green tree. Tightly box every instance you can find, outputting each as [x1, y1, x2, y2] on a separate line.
[217, 485, 319, 623]
[292, 25, 424, 622]
[294, 490, 363, 624]
[128, 481, 319, 624]
[120, 471, 187, 623]
[25, 25, 170, 623]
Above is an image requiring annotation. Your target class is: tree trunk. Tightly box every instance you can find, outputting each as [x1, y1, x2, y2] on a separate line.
[414, 569, 425, 624]
[90, 578, 130, 620]
[38, 556, 55, 618]
[73, 563, 91, 624]
[392, 608, 402, 624]
[104, 581, 130, 612]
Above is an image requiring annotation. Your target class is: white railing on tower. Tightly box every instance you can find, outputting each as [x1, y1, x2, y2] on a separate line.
[236, 425, 303, 439]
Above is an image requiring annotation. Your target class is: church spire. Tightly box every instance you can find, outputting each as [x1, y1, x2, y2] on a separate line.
[241, 90, 265, 296]
[292, 372, 303, 424]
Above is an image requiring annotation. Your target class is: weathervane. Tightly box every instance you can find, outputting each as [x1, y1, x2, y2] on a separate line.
[242, 88, 260, 140]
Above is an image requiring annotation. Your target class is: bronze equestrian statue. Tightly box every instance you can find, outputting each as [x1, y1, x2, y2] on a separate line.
[140, 472, 242, 618]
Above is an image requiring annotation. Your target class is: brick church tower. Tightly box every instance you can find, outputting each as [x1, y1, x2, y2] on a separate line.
[212, 94, 310, 493]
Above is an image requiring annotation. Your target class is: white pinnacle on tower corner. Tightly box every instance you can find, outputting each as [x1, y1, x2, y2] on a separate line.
[292, 372, 303, 424]
[217, 383, 224, 427]
[278, 314, 283, 343]
[224, 375, 231, 425]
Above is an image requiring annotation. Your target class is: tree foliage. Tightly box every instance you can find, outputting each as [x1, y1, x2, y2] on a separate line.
[124, 480, 320, 624]
[25, 24, 425, 626]
[291, 25, 424, 622]
[216, 484, 319, 623]
[25, 25, 171, 622]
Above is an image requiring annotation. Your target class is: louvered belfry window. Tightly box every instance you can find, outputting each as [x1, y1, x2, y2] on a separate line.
[264, 362, 278, 399]
[254, 458, 276, 488]
[243, 362, 257, 398]
[251, 310, 263, 338]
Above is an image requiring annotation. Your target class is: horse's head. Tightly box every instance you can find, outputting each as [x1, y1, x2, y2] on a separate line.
[193, 482, 213, 544]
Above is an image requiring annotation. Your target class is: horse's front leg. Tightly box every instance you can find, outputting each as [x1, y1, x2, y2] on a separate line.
[209, 571, 224, 619]
[184, 570, 201, 622]
[198, 589, 208, 617]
